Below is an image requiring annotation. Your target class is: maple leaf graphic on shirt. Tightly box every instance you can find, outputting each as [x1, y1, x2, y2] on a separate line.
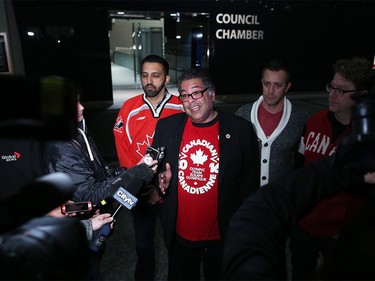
[136, 141, 149, 157]
[190, 149, 207, 165]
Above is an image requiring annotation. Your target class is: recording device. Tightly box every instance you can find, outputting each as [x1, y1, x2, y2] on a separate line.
[0, 173, 75, 233]
[334, 91, 375, 184]
[348, 92, 375, 143]
[89, 178, 142, 252]
[0, 216, 90, 280]
[0, 75, 86, 279]
[144, 146, 165, 165]
[61, 201, 93, 214]
[89, 203, 121, 253]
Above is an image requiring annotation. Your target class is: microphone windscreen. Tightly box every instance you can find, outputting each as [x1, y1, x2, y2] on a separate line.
[123, 177, 145, 195]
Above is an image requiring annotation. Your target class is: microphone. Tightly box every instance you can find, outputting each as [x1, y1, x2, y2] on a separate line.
[0, 172, 75, 233]
[89, 178, 143, 252]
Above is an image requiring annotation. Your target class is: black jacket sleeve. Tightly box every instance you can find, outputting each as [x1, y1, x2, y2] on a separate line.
[45, 141, 154, 205]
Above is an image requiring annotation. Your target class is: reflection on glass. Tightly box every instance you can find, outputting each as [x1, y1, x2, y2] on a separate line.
[108, 11, 209, 90]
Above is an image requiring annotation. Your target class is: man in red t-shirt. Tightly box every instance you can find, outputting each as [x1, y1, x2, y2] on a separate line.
[152, 67, 260, 280]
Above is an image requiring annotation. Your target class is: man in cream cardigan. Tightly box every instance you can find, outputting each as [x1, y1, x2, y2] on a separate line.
[236, 59, 308, 186]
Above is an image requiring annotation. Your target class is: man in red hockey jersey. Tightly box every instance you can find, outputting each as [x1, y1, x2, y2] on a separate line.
[113, 54, 183, 280]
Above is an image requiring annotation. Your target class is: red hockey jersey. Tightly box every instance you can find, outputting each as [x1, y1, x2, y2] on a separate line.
[113, 92, 184, 168]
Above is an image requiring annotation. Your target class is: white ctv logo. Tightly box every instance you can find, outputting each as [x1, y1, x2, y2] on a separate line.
[116, 190, 135, 206]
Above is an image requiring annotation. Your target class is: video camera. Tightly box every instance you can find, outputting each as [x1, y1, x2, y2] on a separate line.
[334, 90, 375, 179]
[0, 75, 88, 279]
[348, 92, 375, 143]
[0, 173, 91, 280]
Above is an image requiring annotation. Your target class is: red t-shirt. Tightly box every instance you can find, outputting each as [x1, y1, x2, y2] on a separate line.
[258, 104, 283, 138]
[176, 118, 220, 241]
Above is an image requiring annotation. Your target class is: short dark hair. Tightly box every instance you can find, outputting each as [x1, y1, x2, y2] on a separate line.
[333, 56, 374, 92]
[177, 68, 215, 93]
[141, 54, 169, 75]
[261, 60, 291, 83]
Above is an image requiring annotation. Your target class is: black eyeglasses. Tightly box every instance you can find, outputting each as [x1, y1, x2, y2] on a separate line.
[178, 88, 209, 102]
[325, 83, 357, 96]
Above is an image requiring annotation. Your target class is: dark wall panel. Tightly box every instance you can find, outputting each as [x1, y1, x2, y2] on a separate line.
[11, 0, 375, 100]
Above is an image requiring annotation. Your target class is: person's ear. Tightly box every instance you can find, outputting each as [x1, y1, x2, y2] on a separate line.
[165, 75, 170, 85]
[285, 82, 292, 93]
[210, 89, 216, 102]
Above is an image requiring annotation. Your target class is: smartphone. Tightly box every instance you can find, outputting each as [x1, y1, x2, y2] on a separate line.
[61, 201, 93, 214]
[144, 146, 165, 165]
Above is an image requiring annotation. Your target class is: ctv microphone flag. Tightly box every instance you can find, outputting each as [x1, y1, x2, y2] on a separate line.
[113, 186, 138, 209]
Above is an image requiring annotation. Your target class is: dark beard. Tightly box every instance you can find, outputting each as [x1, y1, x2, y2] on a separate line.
[143, 83, 165, 98]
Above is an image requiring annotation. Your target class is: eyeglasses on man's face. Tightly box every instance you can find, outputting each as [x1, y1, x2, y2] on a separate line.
[325, 83, 357, 97]
[178, 87, 209, 102]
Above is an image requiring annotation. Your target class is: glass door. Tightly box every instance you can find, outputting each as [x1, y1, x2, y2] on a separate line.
[108, 10, 209, 90]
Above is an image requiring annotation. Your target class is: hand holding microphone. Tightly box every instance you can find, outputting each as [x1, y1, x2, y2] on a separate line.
[89, 178, 143, 252]
[90, 213, 114, 231]
[90, 147, 165, 252]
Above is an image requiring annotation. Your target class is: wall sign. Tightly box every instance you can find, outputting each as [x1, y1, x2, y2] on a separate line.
[0, 32, 13, 74]
[215, 13, 264, 40]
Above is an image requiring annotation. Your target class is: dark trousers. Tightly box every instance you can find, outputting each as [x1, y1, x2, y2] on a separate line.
[167, 238, 223, 281]
[132, 200, 159, 281]
[289, 226, 336, 280]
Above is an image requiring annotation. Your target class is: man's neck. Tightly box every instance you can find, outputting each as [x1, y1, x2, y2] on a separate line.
[146, 90, 167, 109]
[261, 100, 284, 114]
[334, 111, 351, 125]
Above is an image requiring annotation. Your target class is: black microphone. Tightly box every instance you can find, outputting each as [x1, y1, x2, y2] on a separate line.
[89, 178, 143, 252]
[0, 172, 75, 233]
